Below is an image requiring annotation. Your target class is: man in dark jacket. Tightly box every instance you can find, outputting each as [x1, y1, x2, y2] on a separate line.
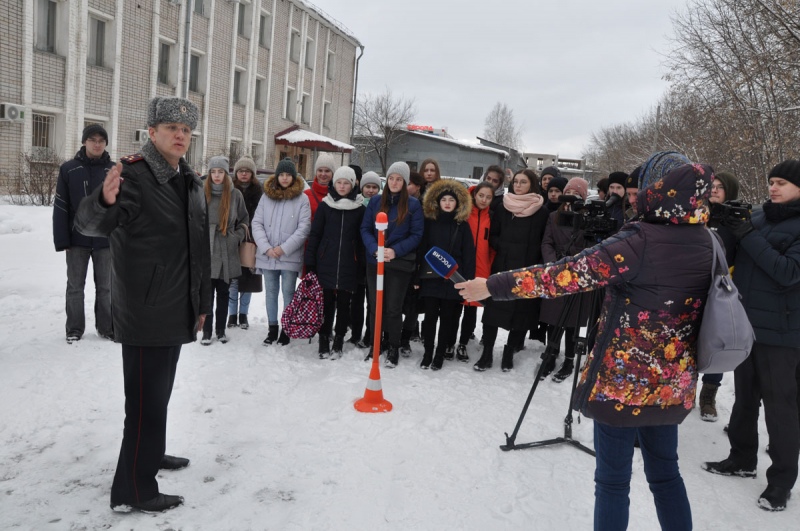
[703, 160, 800, 512]
[75, 97, 212, 514]
[53, 124, 115, 342]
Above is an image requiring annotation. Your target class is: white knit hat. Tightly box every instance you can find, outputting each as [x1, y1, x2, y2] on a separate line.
[333, 166, 356, 187]
[314, 152, 338, 173]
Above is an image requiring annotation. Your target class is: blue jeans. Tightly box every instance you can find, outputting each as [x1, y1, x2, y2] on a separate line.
[227, 279, 252, 316]
[262, 270, 299, 325]
[65, 246, 112, 337]
[593, 422, 692, 531]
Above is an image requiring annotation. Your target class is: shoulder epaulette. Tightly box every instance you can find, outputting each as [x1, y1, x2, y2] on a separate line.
[120, 154, 144, 164]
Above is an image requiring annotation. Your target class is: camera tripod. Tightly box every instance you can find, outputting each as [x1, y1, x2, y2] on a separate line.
[499, 267, 603, 457]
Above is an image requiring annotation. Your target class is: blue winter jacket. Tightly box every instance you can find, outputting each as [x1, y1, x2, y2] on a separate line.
[360, 193, 424, 264]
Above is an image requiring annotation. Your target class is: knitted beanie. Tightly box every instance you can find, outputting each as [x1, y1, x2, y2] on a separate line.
[547, 175, 568, 193]
[315, 152, 338, 173]
[234, 156, 257, 175]
[626, 166, 642, 189]
[540, 166, 562, 181]
[360, 171, 381, 189]
[608, 171, 628, 188]
[276, 157, 297, 178]
[713, 171, 740, 201]
[348, 164, 363, 183]
[208, 156, 229, 173]
[82, 123, 108, 144]
[564, 177, 589, 200]
[437, 189, 459, 207]
[333, 166, 356, 187]
[768, 160, 800, 189]
[386, 161, 410, 185]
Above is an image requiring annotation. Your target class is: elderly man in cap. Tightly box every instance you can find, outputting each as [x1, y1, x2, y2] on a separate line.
[53, 123, 116, 343]
[75, 97, 211, 513]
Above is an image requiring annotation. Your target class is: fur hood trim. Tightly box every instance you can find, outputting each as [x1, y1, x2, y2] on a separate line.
[422, 179, 472, 222]
[263, 174, 305, 201]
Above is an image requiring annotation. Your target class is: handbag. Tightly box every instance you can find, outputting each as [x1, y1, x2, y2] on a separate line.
[696, 229, 755, 373]
[239, 225, 256, 269]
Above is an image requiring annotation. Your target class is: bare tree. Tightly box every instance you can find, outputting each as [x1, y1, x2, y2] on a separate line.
[483, 102, 524, 150]
[353, 89, 416, 175]
[10, 150, 64, 206]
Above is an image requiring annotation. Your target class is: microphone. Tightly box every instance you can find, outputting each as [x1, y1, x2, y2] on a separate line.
[424, 247, 466, 283]
[558, 194, 580, 204]
[605, 193, 621, 208]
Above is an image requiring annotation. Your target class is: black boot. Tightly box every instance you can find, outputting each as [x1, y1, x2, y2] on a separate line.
[537, 355, 555, 380]
[699, 383, 719, 422]
[552, 357, 574, 383]
[385, 346, 399, 368]
[277, 329, 290, 345]
[239, 314, 249, 330]
[501, 345, 515, 372]
[331, 335, 344, 359]
[420, 348, 433, 369]
[227, 314, 238, 328]
[400, 329, 412, 357]
[263, 324, 279, 345]
[473, 344, 493, 371]
[318, 334, 331, 359]
[431, 346, 445, 371]
[443, 346, 455, 361]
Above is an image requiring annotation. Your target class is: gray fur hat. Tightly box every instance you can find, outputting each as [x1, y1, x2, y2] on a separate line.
[386, 161, 411, 185]
[147, 96, 199, 130]
[208, 156, 229, 173]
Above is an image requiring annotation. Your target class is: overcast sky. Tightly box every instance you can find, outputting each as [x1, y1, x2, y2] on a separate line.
[313, 0, 688, 158]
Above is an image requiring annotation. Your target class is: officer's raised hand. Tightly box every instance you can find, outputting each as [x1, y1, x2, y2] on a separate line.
[102, 162, 124, 205]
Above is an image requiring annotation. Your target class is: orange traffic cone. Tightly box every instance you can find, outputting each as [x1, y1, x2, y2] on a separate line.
[354, 360, 392, 413]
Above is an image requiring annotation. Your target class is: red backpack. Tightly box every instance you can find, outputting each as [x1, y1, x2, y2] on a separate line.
[281, 272, 324, 339]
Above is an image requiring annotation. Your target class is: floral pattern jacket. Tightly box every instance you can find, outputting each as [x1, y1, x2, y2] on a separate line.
[486, 164, 714, 427]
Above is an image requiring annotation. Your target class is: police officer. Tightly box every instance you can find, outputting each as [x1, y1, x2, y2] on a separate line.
[75, 97, 211, 513]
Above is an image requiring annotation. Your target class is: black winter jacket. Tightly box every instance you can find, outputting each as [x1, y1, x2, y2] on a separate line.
[53, 147, 113, 251]
[304, 188, 365, 292]
[74, 141, 212, 346]
[235, 180, 263, 243]
[733, 201, 800, 347]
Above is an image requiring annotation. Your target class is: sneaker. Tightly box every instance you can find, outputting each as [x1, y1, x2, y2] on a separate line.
[355, 338, 371, 349]
[201, 335, 212, 346]
[227, 315, 238, 328]
[455, 344, 469, 362]
[443, 346, 455, 361]
[399, 341, 412, 357]
[239, 314, 249, 330]
[702, 458, 756, 478]
[318, 334, 331, 360]
[537, 356, 556, 380]
[385, 346, 399, 368]
[552, 359, 574, 383]
[217, 333, 228, 344]
[758, 485, 791, 511]
[111, 493, 184, 513]
[99, 331, 115, 341]
[66, 334, 81, 344]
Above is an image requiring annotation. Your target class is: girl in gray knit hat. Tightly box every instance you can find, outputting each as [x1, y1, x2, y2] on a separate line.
[202, 156, 249, 345]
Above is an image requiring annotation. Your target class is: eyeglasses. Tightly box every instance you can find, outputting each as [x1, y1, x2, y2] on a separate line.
[710, 184, 725, 191]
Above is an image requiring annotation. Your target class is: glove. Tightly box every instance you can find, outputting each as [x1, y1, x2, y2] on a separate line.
[722, 217, 754, 240]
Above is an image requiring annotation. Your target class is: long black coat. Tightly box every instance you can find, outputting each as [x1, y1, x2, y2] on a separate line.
[53, 147, 114, 251]
[305, 191, 365, 292]
[483, 202, 549, 330]
[75, 142, 212, 346]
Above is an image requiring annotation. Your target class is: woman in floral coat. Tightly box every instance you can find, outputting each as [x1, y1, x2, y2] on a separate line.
[457, 153, 714, 530]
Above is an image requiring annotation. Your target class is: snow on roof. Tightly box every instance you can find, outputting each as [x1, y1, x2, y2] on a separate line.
[294, 1, 362, 47]
[407, 131, 508, 157]
[276, 129, 354, 151]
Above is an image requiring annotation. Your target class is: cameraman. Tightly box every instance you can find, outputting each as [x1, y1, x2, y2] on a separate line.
[698, 170, 741, 421]
[458, 152, 712, 529]
[704, 160, 800, 512]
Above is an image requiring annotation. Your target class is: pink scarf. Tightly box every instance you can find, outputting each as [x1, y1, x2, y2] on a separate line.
[503, 192, 544, 217]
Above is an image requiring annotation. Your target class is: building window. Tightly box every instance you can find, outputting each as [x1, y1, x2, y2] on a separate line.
[285, 88, 296, 121]
[472, 166, 484, 180]
[189, 53, 201, 93]
[31, 113, 55, 159]
[185, 134, 200, 169]
[88, 18, 106, 67]
[326, 52, 335, 80]
[237, 3, 251, 37]
[158, 42, 172, 85]
[407, 161, 419, 172]
[233, 70, 244, 105]
[194, 0, 205, 16]
[254, 78, 265, 111]
[35, 0, 57, 53]
[322, 102, 330, 129]
[305, 39, 315, 69]
[259, 13, 272, 48]
[290, 31, 301, 63]
[252, 144, 263, 165]
[301, 94, 311, 124]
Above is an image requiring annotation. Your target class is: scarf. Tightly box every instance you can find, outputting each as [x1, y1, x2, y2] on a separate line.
[210, 182, 224, 196]
[503, 192, 544, 218]
[323, 193, 364, 211]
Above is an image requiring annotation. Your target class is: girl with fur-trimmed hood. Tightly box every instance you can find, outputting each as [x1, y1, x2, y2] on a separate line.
[252, 157, 311, 346]
[416, 179, 475, 370]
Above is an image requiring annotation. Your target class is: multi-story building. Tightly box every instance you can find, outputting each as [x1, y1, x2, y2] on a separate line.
[0, 0, 362, 186]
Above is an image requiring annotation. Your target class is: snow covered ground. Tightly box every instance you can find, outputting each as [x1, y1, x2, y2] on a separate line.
[0, 204, 793, 530]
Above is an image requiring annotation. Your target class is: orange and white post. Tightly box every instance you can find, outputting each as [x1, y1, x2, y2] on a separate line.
[354, 212, 393, 413]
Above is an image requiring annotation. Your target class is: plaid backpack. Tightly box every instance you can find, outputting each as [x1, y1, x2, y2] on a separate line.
[281, 272, 324, 339]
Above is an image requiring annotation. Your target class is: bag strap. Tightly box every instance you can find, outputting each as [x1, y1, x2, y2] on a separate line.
[448, 223, 461, 254]
[706, 228, 729, 277]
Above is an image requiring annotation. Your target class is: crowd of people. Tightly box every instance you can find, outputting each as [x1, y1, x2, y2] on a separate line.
[54, 96, 800, 525]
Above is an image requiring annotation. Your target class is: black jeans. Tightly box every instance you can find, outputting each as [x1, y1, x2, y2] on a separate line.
[350, 282, 367, 341]
[321, 288, 352, 337]
[366, 263, 412, 348]
[482, 325, 527, 352]
[402, 283, 421, 333]
[110, 345, 180, 505]
[203, 278, 230, 337]
[421, 297, 462, 353]
[458, 305, 477, 345]
[728, 342, 800, 489]
[546, 324, 577, 360]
